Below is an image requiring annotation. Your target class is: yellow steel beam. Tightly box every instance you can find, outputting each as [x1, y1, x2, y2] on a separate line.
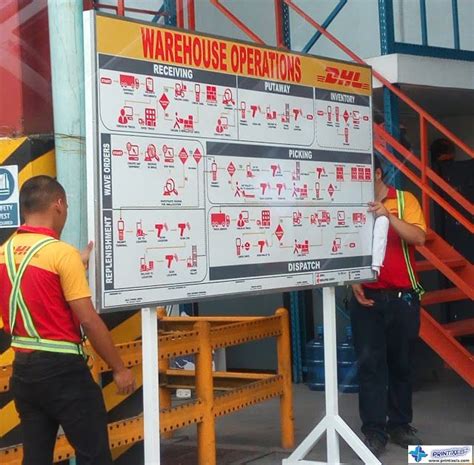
[214, 376, 284, 417]
[163, 369, 274, 390]
[210, 317, 282, 349]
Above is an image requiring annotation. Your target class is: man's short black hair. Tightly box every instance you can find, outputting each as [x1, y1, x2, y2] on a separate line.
[20, 176, 66, 215]
[374, 155, 384, 176]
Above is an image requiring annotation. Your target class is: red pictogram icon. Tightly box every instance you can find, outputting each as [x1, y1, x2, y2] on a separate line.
[343, 110, 350, 123]
[193, 148, 202, 164]
[257, 210, 271, 227]
[336, 166, 344, 181]
[206, 85, 217, 103]
[175, 82, 187, 98]
[118, 106, 133, 124]
[211, 212, 230, 228]
[120, 74, 139, 89]
[237, 211, 249, 228]
[144, 108, 156, 127]
[126, 142, 139, 161]
[328, 184, 335, 197]
[145, 144, 159, 162]
[337, 211, 345, 225]
[117, 219, 125, 241]
[179, 148, 188, 164]
[154, 223, 168, 238]
[140, 257, 154, 272]
[227, 162, 236, 177]
[275, 224, 284, 241]
[159, 93, 170, 110]
[351, 167, 358, 181]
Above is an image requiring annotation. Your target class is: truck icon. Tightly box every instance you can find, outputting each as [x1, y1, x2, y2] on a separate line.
[120, 74, 139, 89]
[211, 212, 230, 228]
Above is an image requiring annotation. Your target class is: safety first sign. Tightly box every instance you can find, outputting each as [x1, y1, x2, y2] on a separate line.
[0, 165, 20, 229]
[84, 13, 375, 312]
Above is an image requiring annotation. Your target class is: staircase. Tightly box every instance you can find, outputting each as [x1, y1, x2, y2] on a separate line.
[207, 0, 474, 386]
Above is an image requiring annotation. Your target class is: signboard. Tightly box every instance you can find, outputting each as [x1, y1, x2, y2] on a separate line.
[0, 165, 20, 229]
[84, 13, 375, 311]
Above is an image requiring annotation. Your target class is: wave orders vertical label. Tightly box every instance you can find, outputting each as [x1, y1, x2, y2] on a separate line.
[101, 133, 112, 210]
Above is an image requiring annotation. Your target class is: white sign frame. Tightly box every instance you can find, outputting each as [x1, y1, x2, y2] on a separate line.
[84, 12, 376, 313]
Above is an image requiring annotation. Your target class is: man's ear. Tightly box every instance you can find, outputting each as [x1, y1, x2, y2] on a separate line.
[375, 167, 383, 181]
[54, 196, 66, 212]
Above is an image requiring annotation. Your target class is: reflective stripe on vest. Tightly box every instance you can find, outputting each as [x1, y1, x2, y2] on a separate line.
[396, 190, 425, 297]
[4, 236, 84, 356]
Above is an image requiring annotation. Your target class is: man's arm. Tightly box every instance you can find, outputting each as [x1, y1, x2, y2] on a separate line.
[69, 297, 135, 395]
[387, 213, 425, 246]
[368, 201, 426, 246]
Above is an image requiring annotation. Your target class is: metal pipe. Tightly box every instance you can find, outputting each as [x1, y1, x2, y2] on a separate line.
[187, 0, 196, 30]
[276, 308, 295, 449]
[302, 0, 347, 53]
[419, 0, 428, 46]
[47, 0, 86, 249]
[195, 321, 216, 465]
[117, 0, 125, 16]
[420, 115, 430, 228]
[176, 0, 184, 28]
[452, 0, 460, 49]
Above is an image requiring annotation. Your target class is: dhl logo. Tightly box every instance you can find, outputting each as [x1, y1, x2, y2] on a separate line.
[317, 66, 370, 90]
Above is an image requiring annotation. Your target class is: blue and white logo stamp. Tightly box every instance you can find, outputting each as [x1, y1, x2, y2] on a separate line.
[408, 445, 472, 463]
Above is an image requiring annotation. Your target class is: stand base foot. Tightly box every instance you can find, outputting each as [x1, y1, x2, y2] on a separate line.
[282, 414, 381, 465]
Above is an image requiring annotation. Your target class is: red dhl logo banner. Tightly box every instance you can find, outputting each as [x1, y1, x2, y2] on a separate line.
[96, 15, 371, 95]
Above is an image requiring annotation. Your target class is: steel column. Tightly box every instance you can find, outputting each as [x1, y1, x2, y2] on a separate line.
[302, 0, 347, 53]
[142, 307, 160, 464]
[378, 0, 395, 54]
[47, 0, 86, 249]
[289, 291, 303, 383]
[383, 86, 402, 189]
[419, 0, 428, 46]
[164, 0, 177, 26]
[452, 0, 460, 49]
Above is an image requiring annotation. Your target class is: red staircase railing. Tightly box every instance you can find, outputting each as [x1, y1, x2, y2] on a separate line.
[208, 0, 474, 386]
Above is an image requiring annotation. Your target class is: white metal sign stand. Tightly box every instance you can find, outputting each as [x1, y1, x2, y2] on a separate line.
[283, 287, 381, 465]
[141, 307, 161, 464]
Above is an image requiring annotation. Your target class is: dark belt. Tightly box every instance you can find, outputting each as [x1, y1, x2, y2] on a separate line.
[364, 288, 415, 299]
[14, 350, 82, 363]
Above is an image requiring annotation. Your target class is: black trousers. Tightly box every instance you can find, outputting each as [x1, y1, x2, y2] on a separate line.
[10, 351, 113, 465]
[350, 288, 420, 441]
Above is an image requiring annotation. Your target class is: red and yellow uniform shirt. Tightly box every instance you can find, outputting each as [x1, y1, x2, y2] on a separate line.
[0, 225, 91, 346]
[365, 187, 426, 290]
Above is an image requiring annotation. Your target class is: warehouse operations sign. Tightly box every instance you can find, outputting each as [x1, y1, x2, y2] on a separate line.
[84, 12, 375, 311]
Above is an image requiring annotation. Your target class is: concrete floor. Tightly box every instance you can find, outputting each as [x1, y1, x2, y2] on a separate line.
[118, 372, 473, 465]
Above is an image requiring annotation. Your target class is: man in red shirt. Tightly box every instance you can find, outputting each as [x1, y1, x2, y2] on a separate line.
[0, 176, 135, 465]
[350, 157, 426, 457]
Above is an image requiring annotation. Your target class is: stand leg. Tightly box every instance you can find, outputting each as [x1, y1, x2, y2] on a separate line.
[282, 287, 381, 465]
[323, 287, 340, 464]
[142, 307, 160, 465]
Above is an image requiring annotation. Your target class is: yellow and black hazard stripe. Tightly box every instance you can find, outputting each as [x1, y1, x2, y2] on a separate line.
[0, 136, 55, 246]
[1, 137, 142, 462]
[0, 135, 56, 448]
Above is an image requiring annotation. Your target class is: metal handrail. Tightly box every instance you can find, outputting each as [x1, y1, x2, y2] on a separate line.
[207, 0, 473, 234]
